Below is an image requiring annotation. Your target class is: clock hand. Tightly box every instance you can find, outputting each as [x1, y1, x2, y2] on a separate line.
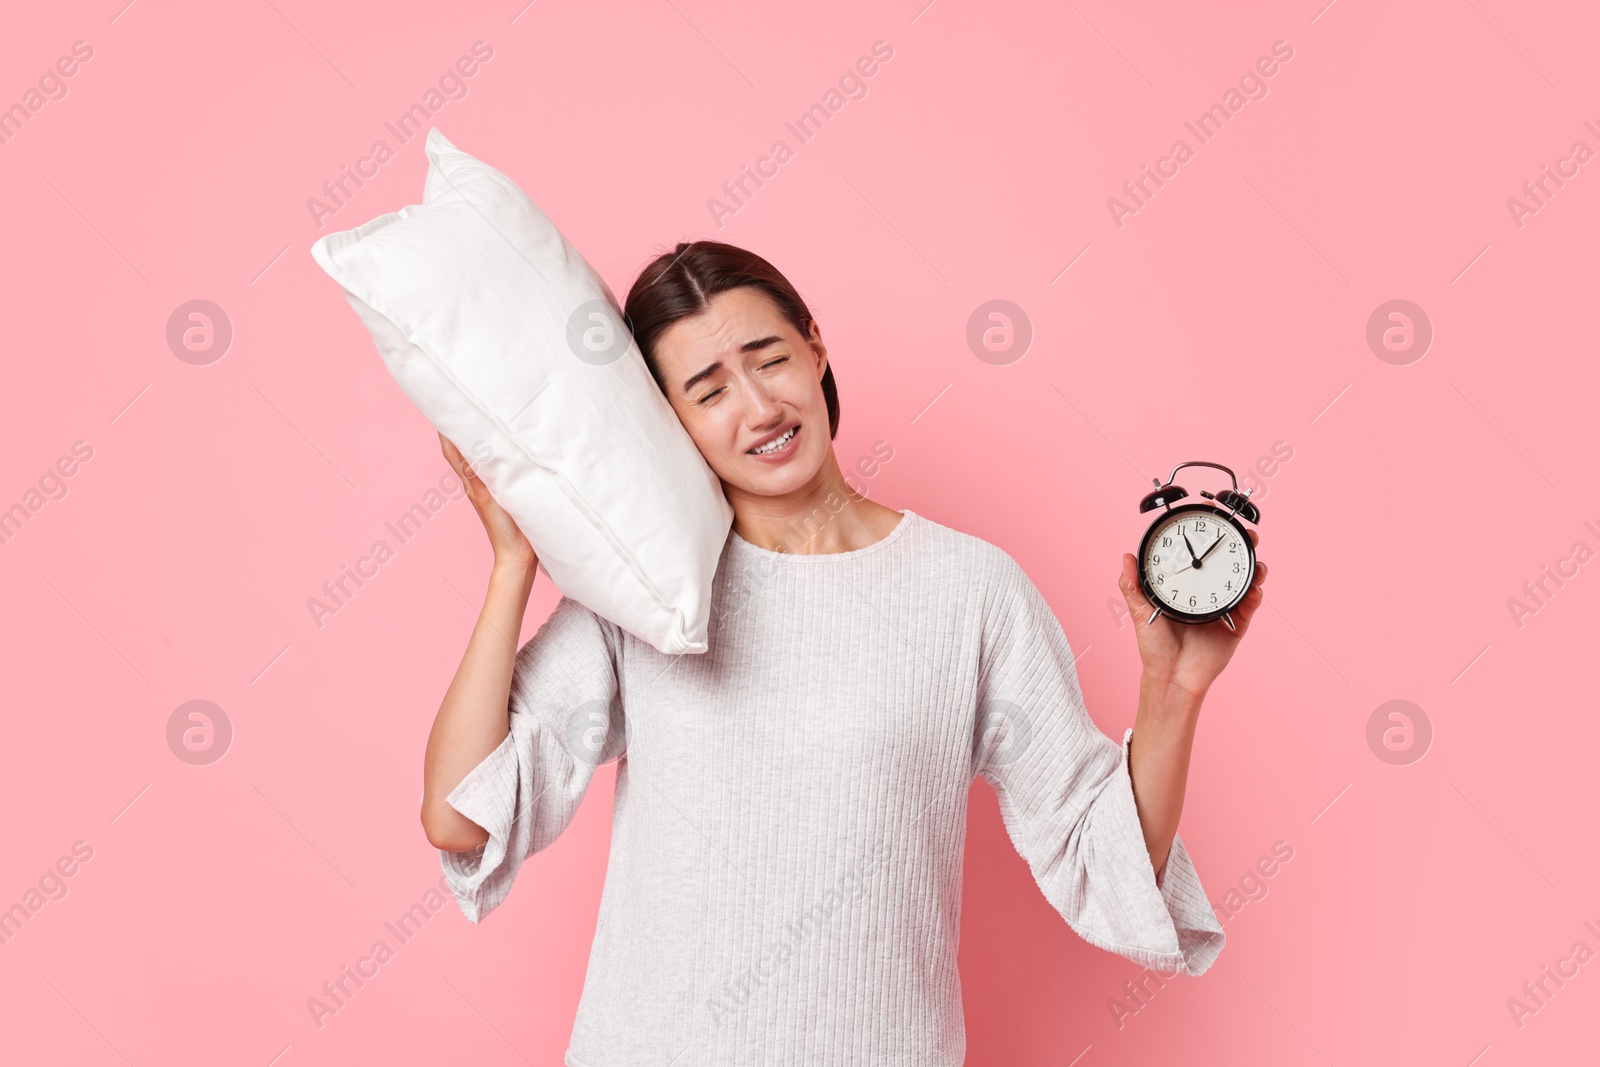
[1164, 551, 1195, 576]
[1180, 530, 1199, 566]
[1196, 529, 1228, 563]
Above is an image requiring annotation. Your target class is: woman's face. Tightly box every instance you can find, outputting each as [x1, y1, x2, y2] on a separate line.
[649, 286, 831, 497]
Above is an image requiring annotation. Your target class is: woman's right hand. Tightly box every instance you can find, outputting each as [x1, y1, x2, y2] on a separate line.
[439, 433, 537, 570]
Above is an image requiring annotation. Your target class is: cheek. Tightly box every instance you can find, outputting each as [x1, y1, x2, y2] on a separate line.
[783, 364, 827, 411]
[680, 404, 744, 467]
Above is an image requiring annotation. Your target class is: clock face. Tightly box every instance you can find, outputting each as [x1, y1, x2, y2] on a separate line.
[1139, 505, 1254, 621]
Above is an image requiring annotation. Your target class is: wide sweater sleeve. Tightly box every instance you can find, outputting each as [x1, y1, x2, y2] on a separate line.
[438, 594, 625, 923]
[970, 552, 1225, 976]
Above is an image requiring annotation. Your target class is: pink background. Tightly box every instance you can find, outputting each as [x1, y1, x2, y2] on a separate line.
[2, 0, 1596, 1063]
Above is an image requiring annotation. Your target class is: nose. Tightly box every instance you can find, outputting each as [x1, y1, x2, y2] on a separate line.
[745, 375, 781, 424]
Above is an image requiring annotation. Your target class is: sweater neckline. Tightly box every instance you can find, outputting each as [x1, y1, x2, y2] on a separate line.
[728, 509, 917, 563]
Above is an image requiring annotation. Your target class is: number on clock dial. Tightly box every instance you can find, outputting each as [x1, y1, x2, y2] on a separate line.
[1143, 516, 1249, 614]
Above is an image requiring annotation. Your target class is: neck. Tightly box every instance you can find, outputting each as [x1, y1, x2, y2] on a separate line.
[725, 449, 898, 554]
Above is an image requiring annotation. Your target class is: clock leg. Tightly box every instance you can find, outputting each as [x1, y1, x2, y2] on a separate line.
[1222, 612, 1236, 632]
[1145, 606, 1162, 626]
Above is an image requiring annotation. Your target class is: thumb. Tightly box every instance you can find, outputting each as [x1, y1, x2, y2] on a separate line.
[1119, 553, 1154, 618]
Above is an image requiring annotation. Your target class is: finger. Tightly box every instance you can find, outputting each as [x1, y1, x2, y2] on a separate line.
[1246, 528, 1259, 548]
[439, 434, 483, 490]
[1236, 572, 1265, 620]
[1119, 553, 1157, 617]
[1231, 582, 1265, 631]
[439, 432, 462, 468]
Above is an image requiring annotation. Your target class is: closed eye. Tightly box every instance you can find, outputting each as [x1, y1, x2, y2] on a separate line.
[696, 357, 788, 404]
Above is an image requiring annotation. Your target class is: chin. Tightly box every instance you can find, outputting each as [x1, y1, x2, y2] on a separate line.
[744, 447, 824, 494]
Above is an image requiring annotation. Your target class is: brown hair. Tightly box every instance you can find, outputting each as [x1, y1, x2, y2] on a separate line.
[623, 240, 840, 439]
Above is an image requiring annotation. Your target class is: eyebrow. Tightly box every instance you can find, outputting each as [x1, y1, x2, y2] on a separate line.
[680, 336, 786, 394]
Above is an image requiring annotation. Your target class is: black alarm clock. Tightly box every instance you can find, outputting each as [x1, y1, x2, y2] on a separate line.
[1136, 461, 1260, 630]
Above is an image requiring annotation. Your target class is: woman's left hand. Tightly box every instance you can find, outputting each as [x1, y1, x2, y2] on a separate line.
[1118, 529, 1267, 703]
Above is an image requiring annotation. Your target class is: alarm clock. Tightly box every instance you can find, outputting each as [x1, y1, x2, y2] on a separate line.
[1136, 461, 1260, 631]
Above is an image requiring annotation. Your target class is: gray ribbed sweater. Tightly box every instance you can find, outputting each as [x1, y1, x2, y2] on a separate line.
[439, 508, 1225, 1065]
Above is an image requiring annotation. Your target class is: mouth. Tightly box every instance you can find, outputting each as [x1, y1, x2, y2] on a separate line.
[746, 423, 801, 460]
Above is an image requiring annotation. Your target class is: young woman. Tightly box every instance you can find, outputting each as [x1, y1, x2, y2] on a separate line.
[421, 241, 1268, 1066]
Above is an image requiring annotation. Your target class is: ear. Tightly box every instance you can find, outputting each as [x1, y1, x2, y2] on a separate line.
[807, 318, 828, 379]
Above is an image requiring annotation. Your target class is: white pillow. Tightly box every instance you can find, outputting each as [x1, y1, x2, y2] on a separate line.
[311, 128, 731, 655]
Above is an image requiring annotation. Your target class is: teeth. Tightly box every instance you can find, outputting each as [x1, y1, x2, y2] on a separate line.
[752, 427, 796, 454]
